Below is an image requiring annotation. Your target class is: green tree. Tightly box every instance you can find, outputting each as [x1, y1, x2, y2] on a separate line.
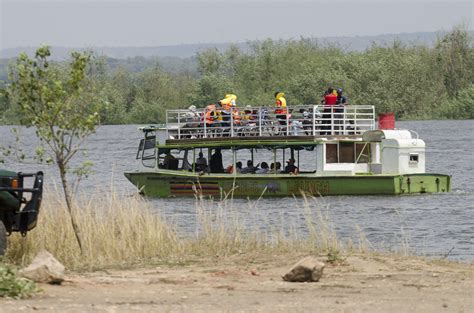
[435, 26, 474, 97]
[7, 46, 103, 253]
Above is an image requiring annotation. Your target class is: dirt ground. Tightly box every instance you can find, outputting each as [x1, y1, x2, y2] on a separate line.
[1, 253, 473, 313]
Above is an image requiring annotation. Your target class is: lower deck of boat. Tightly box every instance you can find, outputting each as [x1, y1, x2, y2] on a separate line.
[124, 171, 450, 198]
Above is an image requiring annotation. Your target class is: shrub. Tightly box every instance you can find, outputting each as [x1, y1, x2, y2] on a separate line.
[0, 264, 36, 298]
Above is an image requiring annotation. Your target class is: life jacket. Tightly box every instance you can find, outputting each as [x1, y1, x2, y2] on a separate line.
[275, 96, 287, 114]
[232, 108, 241, 124]
[205, 104, 217, 124]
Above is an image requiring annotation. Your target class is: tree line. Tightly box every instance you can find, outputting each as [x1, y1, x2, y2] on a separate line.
[1, 27, 473, 124]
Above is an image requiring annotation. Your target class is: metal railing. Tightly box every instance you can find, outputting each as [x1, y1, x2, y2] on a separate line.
[166, 105, 375, 140]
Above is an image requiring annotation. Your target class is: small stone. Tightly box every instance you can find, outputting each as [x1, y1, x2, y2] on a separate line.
[250, 269, 259, 276]
[282, 256, 325, 282]
[20, 250, 65, 284]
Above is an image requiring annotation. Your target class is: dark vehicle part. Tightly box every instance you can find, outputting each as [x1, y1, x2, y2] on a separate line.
[0, 171, 44, 256]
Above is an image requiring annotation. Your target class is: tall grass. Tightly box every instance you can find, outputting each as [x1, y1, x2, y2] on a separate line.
[5, 188, 367, 270]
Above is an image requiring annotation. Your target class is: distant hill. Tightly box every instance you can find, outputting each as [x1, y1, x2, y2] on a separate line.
[2, 31, 471, 60]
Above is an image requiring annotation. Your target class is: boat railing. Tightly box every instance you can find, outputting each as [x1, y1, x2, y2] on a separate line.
[165, 104, 375, 140]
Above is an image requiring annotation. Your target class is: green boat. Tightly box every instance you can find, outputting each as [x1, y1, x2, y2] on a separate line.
[124, 105, 450, 197]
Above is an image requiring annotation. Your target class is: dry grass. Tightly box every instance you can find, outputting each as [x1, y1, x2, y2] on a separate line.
[5, 188, 369, 271]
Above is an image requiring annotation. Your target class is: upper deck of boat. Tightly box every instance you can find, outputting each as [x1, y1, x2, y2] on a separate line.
[162, 104, 375, 145]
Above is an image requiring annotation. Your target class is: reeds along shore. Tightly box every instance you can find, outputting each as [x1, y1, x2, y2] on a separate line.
[4, 188, 370, 270]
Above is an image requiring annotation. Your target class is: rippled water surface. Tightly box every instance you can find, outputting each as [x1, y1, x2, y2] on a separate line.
[1, 120, 473, 260]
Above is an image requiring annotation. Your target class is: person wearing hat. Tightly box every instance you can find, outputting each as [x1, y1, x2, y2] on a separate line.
[242, 105, 255, 122]
[186, 105, 198, 119]
[275, 91, 288, 127]
[336, 88, 347, 105]
[218, 94, 237, 128]
[283, 158, 298, 174]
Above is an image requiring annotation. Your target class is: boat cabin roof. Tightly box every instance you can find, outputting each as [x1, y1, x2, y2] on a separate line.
[161, 135, 363, 149]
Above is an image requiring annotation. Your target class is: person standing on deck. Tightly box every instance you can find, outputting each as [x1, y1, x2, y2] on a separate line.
[275, 91, 288, 127]
[334, 88, 347, 133]
[336, 88, 347, 105]
[209, 149, 225, 173]
[218, 94, 237, 127]
[322, 88, 338, 134]
[196, 152, 208, 172]
[324, 88, 338, 105]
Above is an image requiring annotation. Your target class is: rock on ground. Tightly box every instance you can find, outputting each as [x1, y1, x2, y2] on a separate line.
[20, 250, 65, 284]
[282, 256, 325, 282]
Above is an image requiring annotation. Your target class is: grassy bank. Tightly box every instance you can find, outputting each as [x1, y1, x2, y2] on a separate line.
[3, 189, 372, 271]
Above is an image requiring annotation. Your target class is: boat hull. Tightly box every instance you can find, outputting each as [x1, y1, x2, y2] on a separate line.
[124, 171, 451, 198]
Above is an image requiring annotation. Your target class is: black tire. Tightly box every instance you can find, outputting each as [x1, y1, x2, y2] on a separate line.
[0, 220, 6, 256]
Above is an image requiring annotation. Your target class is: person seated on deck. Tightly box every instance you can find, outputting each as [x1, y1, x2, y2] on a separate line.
[242, 105, 256, 123]
[283, 158, 298, 174]
[225, 161, 243, 174]
[182, 105, 201, 138]
[300, 108, 318, 135]
[163, 152, 176, 169]
[241, 160, 258, 174]
[185, 105, 199, 122]
[209, 149, 225, 173]
[255, 162, 270, 174]
[205, 103, 220, 128]
[275, 161, 283, 173]
[195, 152, 208, 172]
[235, 161, 243, 173]
[270, 162, 283, 173]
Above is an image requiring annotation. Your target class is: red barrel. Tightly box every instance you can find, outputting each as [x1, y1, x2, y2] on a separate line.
[378, 112, 395, 130]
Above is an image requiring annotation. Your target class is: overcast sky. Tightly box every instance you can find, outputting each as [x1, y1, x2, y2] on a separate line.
[0, 0, 472, 50]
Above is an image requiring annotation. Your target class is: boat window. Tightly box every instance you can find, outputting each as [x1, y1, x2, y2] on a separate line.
[326, 144, 338, 163]
[339, 142, 355, 163]
[355, 143, 370, 163]
[326, 142, 370, 164]
[296, 148, 317, 173]
[409, 153, 419, 163]
[136, 136, 156, 160]
[158, 149, 191, 171]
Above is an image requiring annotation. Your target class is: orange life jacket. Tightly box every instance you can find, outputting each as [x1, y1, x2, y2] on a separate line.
[205, 104, 217, 124]
[275, 98, 287, 114]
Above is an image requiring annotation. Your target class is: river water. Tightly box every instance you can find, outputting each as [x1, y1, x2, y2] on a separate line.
[1, 120, 473, 260]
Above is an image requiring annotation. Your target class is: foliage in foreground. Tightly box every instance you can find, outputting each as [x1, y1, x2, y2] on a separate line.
[0, 263, 36, 298]
[4, 189, 364, 270]
[6, 46, 105, 254]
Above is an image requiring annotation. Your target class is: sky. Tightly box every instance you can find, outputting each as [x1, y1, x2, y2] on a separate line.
[0, 0, 472, 50]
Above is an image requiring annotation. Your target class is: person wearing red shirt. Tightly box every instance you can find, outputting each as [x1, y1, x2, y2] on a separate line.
[322, 88, 338, 134]
[324, 88, 338, 105]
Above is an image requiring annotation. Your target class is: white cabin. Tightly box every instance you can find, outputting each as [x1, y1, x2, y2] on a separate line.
[365, 130, 425, 175]
[314, 130, 425, 176]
